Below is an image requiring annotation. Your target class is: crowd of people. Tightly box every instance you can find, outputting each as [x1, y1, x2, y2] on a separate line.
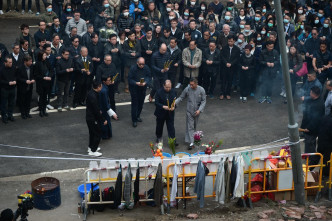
[0, 0, 332, 156]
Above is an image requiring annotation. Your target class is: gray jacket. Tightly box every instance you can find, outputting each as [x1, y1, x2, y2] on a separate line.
[65, 18, 87, 36]
[176, 85, 206, 115]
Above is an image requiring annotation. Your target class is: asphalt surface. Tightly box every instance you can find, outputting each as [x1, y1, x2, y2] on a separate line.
[0, 18, 302, 178]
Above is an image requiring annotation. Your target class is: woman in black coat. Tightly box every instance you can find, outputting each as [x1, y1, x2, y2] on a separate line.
[239, 44, 256, 102]
[288, 44, 303, 97]
[34, 50, 54, 117]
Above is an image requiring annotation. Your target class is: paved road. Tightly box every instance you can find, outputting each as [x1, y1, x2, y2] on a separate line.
[0, 18, 302, 178]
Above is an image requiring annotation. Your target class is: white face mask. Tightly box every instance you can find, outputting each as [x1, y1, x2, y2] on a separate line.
[198, 17, 204, 21]
[166, 7, 171, 12]
[123, 12, 129, 17]
[169, 16, 175, 20]
[201, 6, 206, 10]
[191, 1, 195, 6]
[298, 9, 303, 14]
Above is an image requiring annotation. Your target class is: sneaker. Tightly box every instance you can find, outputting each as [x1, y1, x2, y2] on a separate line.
[175, 83, 181, 89]
[47, 104, 54, 110]
[242, 97, 247, 103]
[280, 91, 285, 97]
[258, 96, 266, 103]
[266, 97, 272, 104]
[250, 93, 255, 97]
[57, 107, 62, 112]
[88, 151, 102, 157]
[240, 96, 243, 100]
[36, 12, 40, 15]
[21, 10, 25, 14]
[28, 10, 33, 14]
[64, 105, 70, 110]
[0, 10, 3, 14]
[87, 147, 101, 153]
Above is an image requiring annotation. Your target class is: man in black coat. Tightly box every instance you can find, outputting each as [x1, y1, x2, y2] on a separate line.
[16, 55, 35, 119]
[167, 38, 181, 88]
[88, 33, 105, 75]
[34, 20, 51, 48]
[202, 41, 220, 98]
[95, 54, 117, 111]
[10, 44, 24, 69]
[300, 86, 325, 165]
[140, 28, 158, 68]
[154, 79, 176, 143]
[128, 57, 151, 127]
[86, 80, 106, 157]
[74, 47, 94, 107]
[56, 49, 74, 110]
[220, 35, 240, 100]
[0, 56, 17, 123]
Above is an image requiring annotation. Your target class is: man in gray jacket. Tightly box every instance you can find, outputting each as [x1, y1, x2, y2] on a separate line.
[175, 78, 206, 149]
[65, 11, 87, 37]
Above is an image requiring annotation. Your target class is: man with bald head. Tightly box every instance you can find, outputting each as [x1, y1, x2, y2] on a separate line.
[149, 43, 171, 101]
[74, 47, 94, 107]
[128, 57, 152, 127]
[154, 79, 177, 143]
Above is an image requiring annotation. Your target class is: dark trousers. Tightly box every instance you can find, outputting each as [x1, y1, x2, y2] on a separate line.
[317, 69, 332, 85]
[220, 66, 235, 96]
[21, 0, 31, 10]
[57, 80, 70, 107]
[73, 76, 92, 105]
[239, 70, 251, 97]
[167, 71, 177, 88]
[129, 86, 146, 122]
[87, 120, 101, 152]
[260, 70, 275, 97]
[37, 82, 51, 111]
[7, 0, 18, 9]
[203, 71, 217, 96]
[156, 115, 175, 139]
[0, 87, 15, 118]
[304, 133, 318, 166]
[150, 77, 165, 98]
[17, 88, 32, 115]
[290, 73, 298, 97]
[178, 64, 184, 84]
[52, 1, 62, 17]
[108, 84, 116, 112]
[35, 0, 47, 12]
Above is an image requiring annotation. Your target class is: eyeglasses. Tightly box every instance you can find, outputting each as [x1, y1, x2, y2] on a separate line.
[138, 63, 145, 66]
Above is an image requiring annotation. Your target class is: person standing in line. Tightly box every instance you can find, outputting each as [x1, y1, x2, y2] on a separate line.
[154, 80, 177, 143]
[86, 80, 106, 157]
[182, 40, 202, 89]
[325, 80, 332, 116]
[175, 78, 206, 150]
[16, 55, 35, 119]
[0, 56, 17, 124]
[128, 57, 151, 127]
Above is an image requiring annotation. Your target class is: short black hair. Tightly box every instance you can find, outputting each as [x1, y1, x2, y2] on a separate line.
[92, 80, 101, 89]
[109, 33, 117, 39]
[189, 39, 197, 45]
[311, 86, 321, 96]
[43, 43, 51, 50]
[20, 23, 29, 30]
[4, 56, 12, 63]
[102, 75, 111, 82]
[91, 32, 98, 39]
[24, 55, 32, 62]
[62, 49, 69, 54]
[189, 77, 198, 83]
[227, 35, 235, 41]
[170, 37, 177, 43]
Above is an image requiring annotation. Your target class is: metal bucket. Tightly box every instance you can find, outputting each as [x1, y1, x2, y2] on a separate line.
[31, 177, 61, 210]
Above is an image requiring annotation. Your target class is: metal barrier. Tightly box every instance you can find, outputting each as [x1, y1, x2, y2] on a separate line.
[326, 153, 332, 201]
[166, 161, 217, 210]
[244, 153, 324, 208]
[82, 163, 159, 221]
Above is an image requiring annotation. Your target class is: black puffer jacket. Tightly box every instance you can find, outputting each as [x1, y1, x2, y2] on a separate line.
[117, 14, 134, 32]
[56, 57, 74, 82]
[95, 62, 117, 82]
[167, 46, 182, 73]
[104, 42, 122, 67]
[151, 51, 170, 78]
[122, 40, 141, 67]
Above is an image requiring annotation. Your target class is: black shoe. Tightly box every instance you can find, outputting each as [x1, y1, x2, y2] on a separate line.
[14, 8, 19, 12]
[43, 111, 49, 117]
[21, 114, 27, 119]
[26, 113, 32, 118]
[72, 103, 77, 108]
[137, 117, 142, 122]
[175, 143, 179, 147]
[187, 144, 194, 150]
[5, 8, 10, 12]
[39, 111, 44, 117]
[8, 116, 15, 122]
[2, 117, 8, 124]
[132, 122, 137, 127]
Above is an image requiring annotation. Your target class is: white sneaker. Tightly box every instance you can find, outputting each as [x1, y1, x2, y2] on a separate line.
[21, 10, 25, 14]
[47, 104, 54, 110]
[28, 10, 33, 14]
[88, 151, 102, 157]
[87, 147, 101, 153]
[64, 105, 70, 110]
[57, 107, 62, 112]
[175, 83, 181, 89]
[0, 10, 3, 15]
[240, 96, 243, 100]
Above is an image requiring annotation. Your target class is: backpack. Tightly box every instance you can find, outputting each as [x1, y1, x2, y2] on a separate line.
[102, 186, 116, 209]
[90, 188, 105, 213]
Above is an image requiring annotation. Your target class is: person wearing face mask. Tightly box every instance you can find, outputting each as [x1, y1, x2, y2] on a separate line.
[222, 1, 238, 18]
[319, 19, 331, 42]
[93, 8, 107, 35]
[41, 4, 58, 27]
[208, 0, 224, 17]
[79, 1, 95, 24]
[243, 23, 253, 42]
[221, 11, 239, 33]
[129, 0, 144, 21]
[304, 28, 320, 72]
[283, 14, 295, 39]
[102, 0, 114, 19]
[61, 3, 74, 26]
[252, 12, 264, 32]
[99, 18, 119, 43]
[118, 7, 134, 34]
[239, 44, 255, 102]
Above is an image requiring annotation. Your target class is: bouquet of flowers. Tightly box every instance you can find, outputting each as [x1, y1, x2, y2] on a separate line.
[149, 142, 164, 159]
[204, 140, 223, 155]
[193, 131, 203, 146]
